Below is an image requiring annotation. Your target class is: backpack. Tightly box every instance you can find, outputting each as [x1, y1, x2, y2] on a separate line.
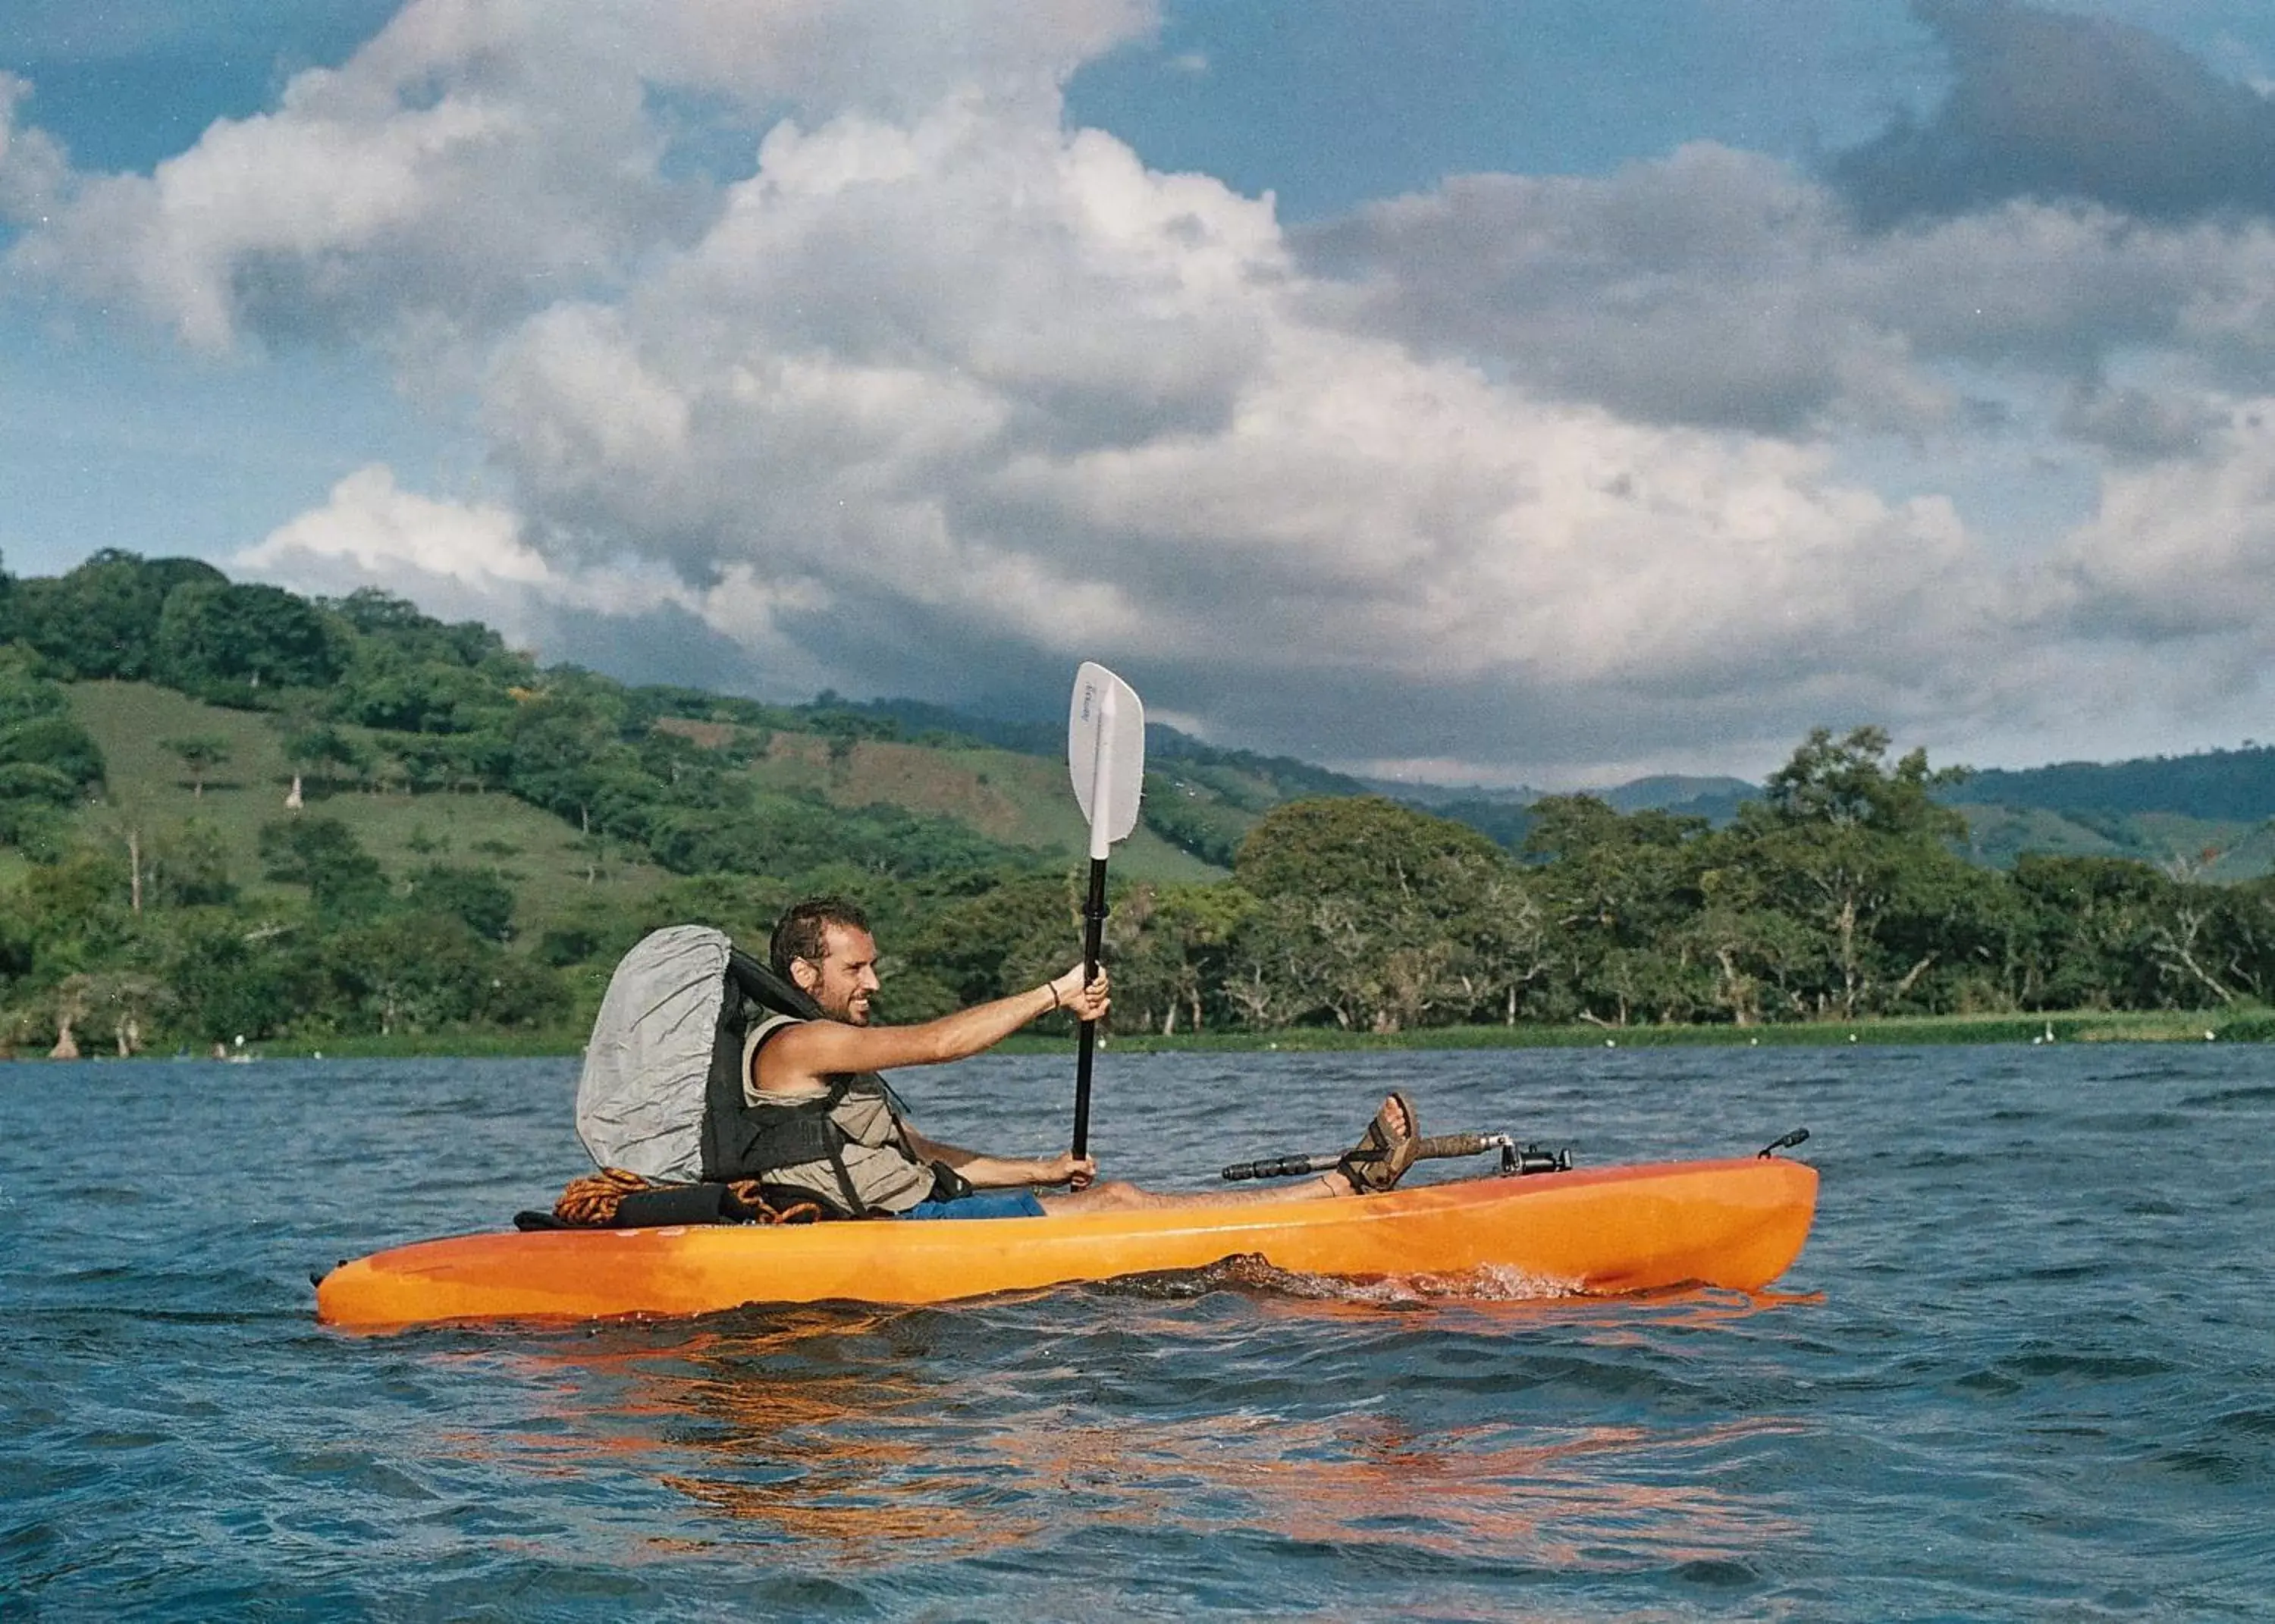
[574, 924, 815, 1180]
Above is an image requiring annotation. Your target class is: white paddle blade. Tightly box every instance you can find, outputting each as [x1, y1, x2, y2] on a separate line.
[1068, 661, 1145, 852]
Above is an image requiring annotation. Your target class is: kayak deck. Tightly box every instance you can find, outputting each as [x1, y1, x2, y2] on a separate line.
[316, 1156, 1815, 1330]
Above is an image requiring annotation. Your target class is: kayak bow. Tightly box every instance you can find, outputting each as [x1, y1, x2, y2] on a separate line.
[316, 1155, 1817, 1331]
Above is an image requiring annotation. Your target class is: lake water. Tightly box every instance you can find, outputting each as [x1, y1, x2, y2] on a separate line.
[4, 1042, 2270, 1619]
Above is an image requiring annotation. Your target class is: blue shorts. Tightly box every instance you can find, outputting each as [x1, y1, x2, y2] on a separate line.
[897, 1190, 1048, 1221]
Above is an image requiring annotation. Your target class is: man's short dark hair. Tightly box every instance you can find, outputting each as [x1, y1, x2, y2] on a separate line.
[770, 896, 871, 980]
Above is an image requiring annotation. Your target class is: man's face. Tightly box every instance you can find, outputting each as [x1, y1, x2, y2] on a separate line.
[795, 922, 882, 1024]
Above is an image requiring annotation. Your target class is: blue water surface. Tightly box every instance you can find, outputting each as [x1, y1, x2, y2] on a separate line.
[3, 1044, 2270, 1619]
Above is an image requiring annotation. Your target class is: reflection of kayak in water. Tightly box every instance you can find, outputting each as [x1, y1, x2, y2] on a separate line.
[315, 1155, 1818, 1331]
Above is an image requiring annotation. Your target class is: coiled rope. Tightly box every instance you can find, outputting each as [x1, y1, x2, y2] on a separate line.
[553, 1167, 824, 1227]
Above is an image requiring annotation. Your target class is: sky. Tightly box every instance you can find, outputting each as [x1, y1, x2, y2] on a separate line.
[7, 0, 2275, 788]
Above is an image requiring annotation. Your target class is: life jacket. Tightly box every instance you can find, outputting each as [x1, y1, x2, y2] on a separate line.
[725, 1014, 939, 1216]
[574, 924, 963, 1220]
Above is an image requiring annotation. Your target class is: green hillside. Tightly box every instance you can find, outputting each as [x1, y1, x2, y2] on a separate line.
[1938, 743, 2275, 879]
[58, 681, 1221, 975]
[8, 550, 2275, 1056]
[1956, 803, 2275, 881]
[726, 728, 1220, 882]
[821, 693, 1369, 868]
[66, 681, 673, 936]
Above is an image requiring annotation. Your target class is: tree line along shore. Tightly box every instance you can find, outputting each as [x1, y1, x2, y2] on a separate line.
[3, 549, 2273, 1058]
[202, 1008, 2275, 1061]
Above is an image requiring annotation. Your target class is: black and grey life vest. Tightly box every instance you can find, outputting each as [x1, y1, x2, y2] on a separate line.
[720, 1014, 940, 1216]
[574, 924, 959, 1218]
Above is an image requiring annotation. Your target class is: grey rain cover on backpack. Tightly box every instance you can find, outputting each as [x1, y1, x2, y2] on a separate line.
[575, 924, 736, 1180]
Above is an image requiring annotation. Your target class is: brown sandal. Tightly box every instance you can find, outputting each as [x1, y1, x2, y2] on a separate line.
[1337, 1093, 1420, 1194]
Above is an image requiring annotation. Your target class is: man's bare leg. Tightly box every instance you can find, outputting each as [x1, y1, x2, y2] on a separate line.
[1038, 1094, 1414, 1215]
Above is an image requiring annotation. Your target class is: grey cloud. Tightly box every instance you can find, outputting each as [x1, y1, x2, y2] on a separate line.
[1289, 5, 2275, 446]
[11, 70, 717, 353]
[1296, 147, 1934, 437]
[767, 584, 1080, 715]
[252, 543, 805, 698]
[1300, 135, 2275, 447]
[533, 600, 793, 694]
[2035, 410, 2275, 647]
[1833, 0, 2275, 227]
[2057, 382, 2224, 463]
[251, 484, 2273, 785]
[1057, 632, 1999, 782]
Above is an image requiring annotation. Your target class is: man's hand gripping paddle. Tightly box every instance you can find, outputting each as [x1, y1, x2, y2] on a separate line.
[1067, 662, 1144, 1158]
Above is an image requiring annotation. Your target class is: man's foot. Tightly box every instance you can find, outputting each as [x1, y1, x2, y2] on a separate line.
[1335, 1093, 1420, 1195]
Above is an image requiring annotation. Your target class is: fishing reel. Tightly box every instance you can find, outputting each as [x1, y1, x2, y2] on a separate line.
[1495, 1136, 1573, 1176]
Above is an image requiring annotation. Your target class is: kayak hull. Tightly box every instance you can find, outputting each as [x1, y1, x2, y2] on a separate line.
[316, 1156, 1817, 1330]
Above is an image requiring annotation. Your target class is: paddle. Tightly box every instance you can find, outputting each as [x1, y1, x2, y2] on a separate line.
[1066, 661, 1144, 1158]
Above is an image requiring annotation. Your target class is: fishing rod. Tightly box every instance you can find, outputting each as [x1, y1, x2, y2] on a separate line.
[1221, 1132, 1573, 1182]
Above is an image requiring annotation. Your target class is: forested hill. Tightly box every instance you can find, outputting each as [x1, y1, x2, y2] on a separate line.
[1386, 758, 2275, 876]
[823, 696, 1377, 863]
[3, 547, 2273, 872]
[1947, 747, 2275, 821]
[8, 547, 2275, 1056]
[833, 695, 1368, 790]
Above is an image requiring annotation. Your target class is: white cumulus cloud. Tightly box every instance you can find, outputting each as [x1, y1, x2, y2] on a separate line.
[13, 0, 2275, 779]
[0, 71, 69, 222]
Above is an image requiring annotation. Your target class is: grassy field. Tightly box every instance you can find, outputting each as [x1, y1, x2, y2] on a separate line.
[64, 682, 673, 937]
[745, 732, 1225, 883]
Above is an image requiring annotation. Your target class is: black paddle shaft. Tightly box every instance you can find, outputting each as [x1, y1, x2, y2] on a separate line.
[1072, 854, 1109, 1158]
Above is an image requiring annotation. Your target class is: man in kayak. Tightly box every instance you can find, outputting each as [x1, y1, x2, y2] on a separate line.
[740, 897, 1420, 1219]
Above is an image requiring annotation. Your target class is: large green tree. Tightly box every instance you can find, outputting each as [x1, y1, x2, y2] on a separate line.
[400, 864, 518, 943]
[899, 872, 1079, 1018]
[0, 651, 105, 851]
[258, 816, 390, 920]
[1107, 880, 1257, 1034]
[1232, 797, 1514, 1030]
[1727, 727, 1985, 1019]
[159, 913, 322, 1043]
[11, 551, 227, 680]
[1523, 796, 1712, 1025]
[331, 640, 516, 735]
[322, 912, 566, 1035]
[155, 580, 350, 699]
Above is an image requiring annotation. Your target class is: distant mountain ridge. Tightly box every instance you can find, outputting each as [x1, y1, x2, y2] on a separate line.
[1599, 775, 1759, 822]
[1947, 745, 2275, 822]
[840, 694, 2275, 870]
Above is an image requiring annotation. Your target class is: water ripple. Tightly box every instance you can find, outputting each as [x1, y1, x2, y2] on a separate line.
[3, 1045, 2272, 1619]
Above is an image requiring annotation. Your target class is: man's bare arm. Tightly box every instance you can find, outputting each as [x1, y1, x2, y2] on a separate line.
[757, 965, 1109, 1093]
[902, 1127, 1096, 1191]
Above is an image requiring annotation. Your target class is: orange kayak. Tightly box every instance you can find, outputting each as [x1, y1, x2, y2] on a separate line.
[316, 1156, 1817, 1331]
